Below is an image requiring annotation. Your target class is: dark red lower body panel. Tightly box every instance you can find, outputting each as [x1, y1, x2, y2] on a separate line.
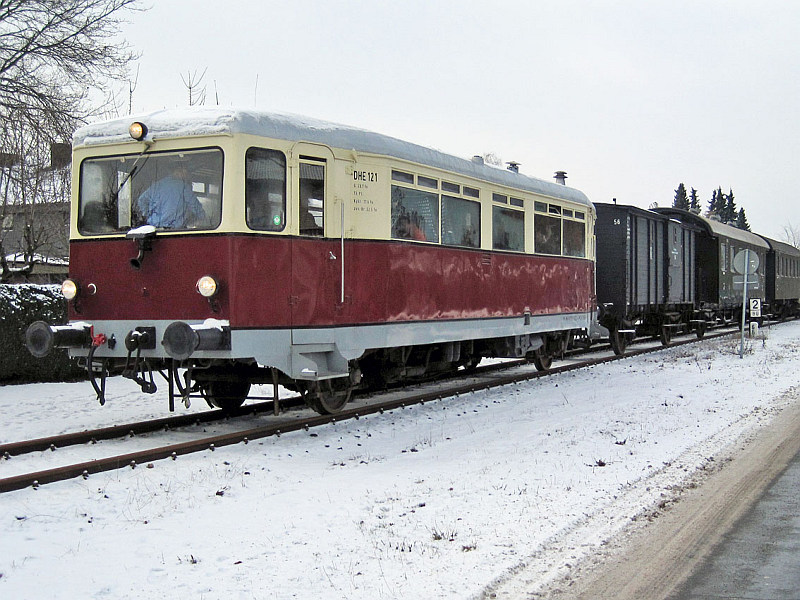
[68, 235, 595, 328]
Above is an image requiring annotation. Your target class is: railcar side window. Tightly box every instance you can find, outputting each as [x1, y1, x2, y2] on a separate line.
[418, 175, 438, 189]
[391, 185, 438, 242]
[78, 148, 223, 234]
[720, 242, 727, 273]
[391, 170, 414, 184]
[442, 195, 480, 248]
[245, 148, 286, 231]
[535, 213, 562, 255]
[299, 161, 325, 236]
[563, 219, 586, 257]
[492, 206, 524, 252]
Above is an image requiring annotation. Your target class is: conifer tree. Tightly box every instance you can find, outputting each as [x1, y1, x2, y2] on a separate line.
[673, 183, 689, 210]
[689, 188, 700, 213]
[724, 189, 736, 224]
[736, 208, 750, 231]
[707, 189, 720, 218]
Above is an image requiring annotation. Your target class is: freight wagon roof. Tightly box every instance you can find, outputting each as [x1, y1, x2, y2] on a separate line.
[653, 208, 769, 249]
[73, 107, 592, 208]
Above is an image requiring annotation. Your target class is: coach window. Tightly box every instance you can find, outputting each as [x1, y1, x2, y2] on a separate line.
[245, 148, 286, 231]
[463, 186, 480, 199]
[493, 206, 524, 251]
[391, 185, 438, 242]
[534, 203, 562, 255]
[442, 195, 480, 248]
[299, 161, 324, 236]
[391, 170, 414, 184]
[720, 242, 727, 274]
[563, 218, 585, 257]
[418, 175, 438, 189]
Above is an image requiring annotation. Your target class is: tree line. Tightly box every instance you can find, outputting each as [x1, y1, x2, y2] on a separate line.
[672, 183, 750, 231]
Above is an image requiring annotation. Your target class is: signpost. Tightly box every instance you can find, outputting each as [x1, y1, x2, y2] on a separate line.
[733, 249, 760, 359]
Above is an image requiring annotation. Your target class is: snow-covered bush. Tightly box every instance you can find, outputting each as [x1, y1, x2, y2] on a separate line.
[0, 284, 84, 382]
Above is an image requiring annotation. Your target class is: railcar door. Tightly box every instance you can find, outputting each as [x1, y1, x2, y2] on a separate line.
[289, 144, 340, 333]
[666, 220, 693, 304]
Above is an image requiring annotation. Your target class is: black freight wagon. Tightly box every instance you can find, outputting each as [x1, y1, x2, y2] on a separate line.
[595, 203, 698, 354]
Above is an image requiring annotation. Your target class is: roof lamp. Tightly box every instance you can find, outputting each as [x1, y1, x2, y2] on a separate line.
[129, 121, 148, 141]
[196, 275, 219, 298]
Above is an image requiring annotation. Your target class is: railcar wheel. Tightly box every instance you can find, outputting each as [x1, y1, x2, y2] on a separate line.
[610, 328, 628, 356]
[201, 381, 251, 411]
[303, 379, 352, 415]
[659, 326, 672, 347]
[531, 348, 553, 371]
[695, 322, 707, 339]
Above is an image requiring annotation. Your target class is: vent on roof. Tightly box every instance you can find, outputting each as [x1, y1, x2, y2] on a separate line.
[554, 171, 567, 185]
[506, 161, 520, 173]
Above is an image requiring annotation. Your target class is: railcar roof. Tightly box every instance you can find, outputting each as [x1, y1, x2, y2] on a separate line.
[653, 207, 769, 249]
[73, 107, 592, 208]
[758, 236, 800, 257]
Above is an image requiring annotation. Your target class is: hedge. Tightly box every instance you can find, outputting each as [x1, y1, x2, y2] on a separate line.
[0, 284, 85, 383]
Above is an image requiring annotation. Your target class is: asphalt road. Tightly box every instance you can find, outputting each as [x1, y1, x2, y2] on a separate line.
[668, 446, 800, 599]
[536, 390, 800, 600]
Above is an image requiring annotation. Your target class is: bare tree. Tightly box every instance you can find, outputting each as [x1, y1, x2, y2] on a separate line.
[0, 0, 141, 281]
[181, 68, 208, 106]
[783, 224, 800, 249]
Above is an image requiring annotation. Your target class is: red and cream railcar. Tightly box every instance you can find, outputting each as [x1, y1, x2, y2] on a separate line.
[26, 109, 597, 413]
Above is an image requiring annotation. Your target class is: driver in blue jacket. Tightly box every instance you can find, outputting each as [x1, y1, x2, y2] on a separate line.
[136, 165, 206, 229]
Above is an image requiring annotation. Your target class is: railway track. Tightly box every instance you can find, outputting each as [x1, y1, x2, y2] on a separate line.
[0, 326, 745, 494]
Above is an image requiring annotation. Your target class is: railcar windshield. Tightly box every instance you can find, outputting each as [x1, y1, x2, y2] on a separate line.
[78, 148, 223, 234]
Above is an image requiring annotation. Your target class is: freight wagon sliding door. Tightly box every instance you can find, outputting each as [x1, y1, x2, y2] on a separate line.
[667, 221, 695, 304]
[629, 216, 665, 307]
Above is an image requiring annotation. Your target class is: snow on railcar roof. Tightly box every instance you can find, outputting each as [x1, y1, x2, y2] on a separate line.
[73, 107, 592, 207]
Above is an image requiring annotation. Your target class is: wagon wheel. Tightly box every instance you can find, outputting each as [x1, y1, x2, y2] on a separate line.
[303, 379, 353, 415]
[695, 321, 707, 339]
[531, 347, 553, 371]
[610, 327, 628, 356]
[201, 380, 251, 412]
[462, 355, 481, 372]
[659, 326, 672, 347]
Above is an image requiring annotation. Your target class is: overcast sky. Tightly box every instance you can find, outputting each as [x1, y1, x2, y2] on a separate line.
[116, 0, 799, 240]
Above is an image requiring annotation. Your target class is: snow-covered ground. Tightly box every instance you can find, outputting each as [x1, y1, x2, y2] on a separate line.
[1, 323, 799, 599]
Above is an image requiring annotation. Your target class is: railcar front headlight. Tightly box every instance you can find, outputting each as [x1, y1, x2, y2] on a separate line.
[61, 279, 79, 301]
[196, 275, 219, 298]
[129, 121, 148, 141]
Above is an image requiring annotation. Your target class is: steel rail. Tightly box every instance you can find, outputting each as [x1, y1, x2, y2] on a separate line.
[0, 332, 732, 493]
[0, 327, 744, 495]
[0, 398, 295, 458]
